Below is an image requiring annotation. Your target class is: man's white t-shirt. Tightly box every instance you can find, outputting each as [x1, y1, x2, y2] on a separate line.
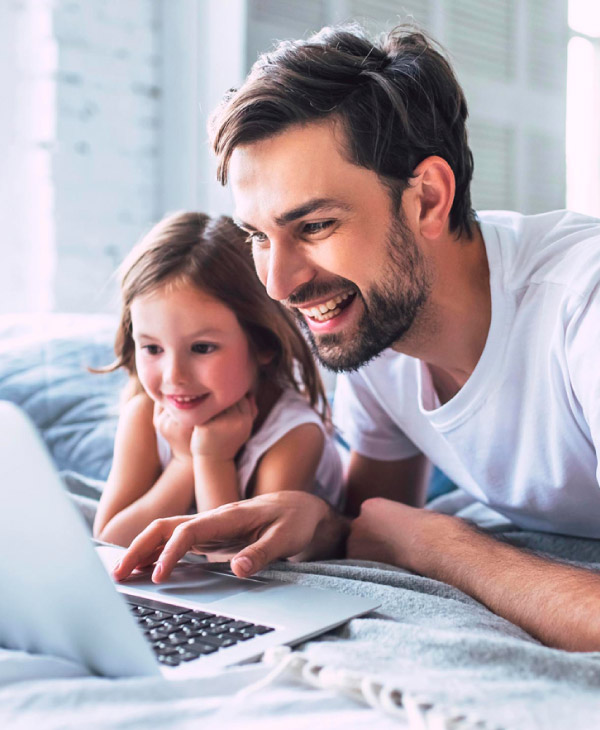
[333, 210, 600, 538]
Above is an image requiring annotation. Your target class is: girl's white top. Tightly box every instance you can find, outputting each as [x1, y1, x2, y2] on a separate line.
[156, 387, 344, 509]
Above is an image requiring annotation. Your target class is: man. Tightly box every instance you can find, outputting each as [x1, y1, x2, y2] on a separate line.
[115, 25, 600, 651]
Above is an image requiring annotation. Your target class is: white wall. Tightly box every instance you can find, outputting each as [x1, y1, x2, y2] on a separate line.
[51, 0, 162, 313]
[0, 1, 56, 313]
[159, 0, 247, 219]
[0, 0, 162, 315]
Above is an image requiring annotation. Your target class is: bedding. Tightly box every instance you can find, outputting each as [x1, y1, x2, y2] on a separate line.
[1, 314, 600, 730]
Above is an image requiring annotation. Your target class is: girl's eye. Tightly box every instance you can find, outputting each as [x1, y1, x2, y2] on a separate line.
[142, 344, 162, 355]
[303, 220, 335, 236]
[191, 343, 216, 355]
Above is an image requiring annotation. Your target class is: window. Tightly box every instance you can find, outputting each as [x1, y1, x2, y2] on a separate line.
[566, 0, 600, 216]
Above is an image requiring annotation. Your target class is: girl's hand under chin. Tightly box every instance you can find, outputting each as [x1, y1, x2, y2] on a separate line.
[191, 393, 258, 462]
[153, 403, 194, 462]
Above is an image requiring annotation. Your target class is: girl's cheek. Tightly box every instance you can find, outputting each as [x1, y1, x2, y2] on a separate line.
[136, 362, 154, 395]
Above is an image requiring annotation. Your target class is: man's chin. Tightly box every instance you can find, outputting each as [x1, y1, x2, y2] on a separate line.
[307, 331, 386, 374]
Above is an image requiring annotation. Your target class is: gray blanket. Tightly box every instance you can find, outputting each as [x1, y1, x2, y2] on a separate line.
[2, 484, 600, 730]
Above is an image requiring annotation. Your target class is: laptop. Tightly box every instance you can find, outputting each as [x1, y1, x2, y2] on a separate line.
[0, 400, 378, 679]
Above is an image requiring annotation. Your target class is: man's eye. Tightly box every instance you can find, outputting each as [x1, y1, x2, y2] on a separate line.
[142, 344, 162, 355]
[245, 231, 268, 246]
[191, 343, 216, 354]
[303, 220, 334, 236]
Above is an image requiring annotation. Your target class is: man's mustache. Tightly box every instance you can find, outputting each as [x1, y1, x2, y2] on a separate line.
[285, 276, 357, 307]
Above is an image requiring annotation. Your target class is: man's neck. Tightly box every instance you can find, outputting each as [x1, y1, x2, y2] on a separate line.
[392, 224, 491, 401]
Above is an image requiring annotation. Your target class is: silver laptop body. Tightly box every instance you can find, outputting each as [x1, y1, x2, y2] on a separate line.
[0, 401, 378, 679]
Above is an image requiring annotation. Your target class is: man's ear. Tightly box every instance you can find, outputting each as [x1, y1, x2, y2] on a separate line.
[407, 156, 455, 240]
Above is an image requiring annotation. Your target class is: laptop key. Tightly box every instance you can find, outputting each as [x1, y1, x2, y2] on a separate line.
[228, 631, 254, 641]
[197, 634, 238, 648]
[176, 650, 199, 662]
[141, 617, 166, 630]
[146, 629, 169, 641]
[182, 640, 219, 655]
[153, 641, 179, 654]
[171, 614, 194, 625]
[160, 621, 179, 633]
[225, 620, 254, 631]
[191, 611, 215, 620]
[158, 655, 181, 666]
[168, 630, 195, 644]
[197, 625, 229, 637]
[130, 606, 153, 617]
[151, 610, 172, 620]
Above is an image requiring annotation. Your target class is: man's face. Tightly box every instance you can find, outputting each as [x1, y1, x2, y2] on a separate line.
[229, 121, 431, 371]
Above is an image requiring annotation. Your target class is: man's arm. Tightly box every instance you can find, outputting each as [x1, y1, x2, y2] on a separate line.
[345, 450, 430, 516]
[348, 498, 600, 652]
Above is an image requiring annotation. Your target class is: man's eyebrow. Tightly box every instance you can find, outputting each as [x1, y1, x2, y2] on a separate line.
[234, 198, 351, 231]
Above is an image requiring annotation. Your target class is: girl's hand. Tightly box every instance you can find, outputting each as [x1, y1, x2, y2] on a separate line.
[191, 393, 258, 462]
[153, 403, 193, 462]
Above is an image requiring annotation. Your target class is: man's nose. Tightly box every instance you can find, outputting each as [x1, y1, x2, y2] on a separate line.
[257, 237, 315, 302]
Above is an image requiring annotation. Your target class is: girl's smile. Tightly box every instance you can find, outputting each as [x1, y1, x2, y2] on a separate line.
[165, 393, 210, 410]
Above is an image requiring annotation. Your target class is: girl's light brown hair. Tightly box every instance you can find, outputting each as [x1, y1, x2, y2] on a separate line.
[100, 212, 329, 420]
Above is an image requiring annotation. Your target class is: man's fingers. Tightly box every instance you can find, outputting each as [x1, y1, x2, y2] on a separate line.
[151, 521, 205, 582]
[112, 516, 192, 580]
[150, 502, 280, 581]
[230, 523, 289, 578]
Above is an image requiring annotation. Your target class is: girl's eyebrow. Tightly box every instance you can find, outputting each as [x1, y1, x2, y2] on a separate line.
[134, 327, 224, 340]
[234, 197, 351, 231]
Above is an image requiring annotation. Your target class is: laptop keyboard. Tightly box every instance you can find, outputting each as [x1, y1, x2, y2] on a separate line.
[124, 594, 275, 666]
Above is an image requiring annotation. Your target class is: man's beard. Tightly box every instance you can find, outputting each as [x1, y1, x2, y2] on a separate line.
[289, 212, 431, 373]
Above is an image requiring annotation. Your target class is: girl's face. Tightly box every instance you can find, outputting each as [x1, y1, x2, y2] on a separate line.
[130, 280, 259, 427]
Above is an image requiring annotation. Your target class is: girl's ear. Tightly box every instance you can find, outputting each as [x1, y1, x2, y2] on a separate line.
[257, 349, 276, 366]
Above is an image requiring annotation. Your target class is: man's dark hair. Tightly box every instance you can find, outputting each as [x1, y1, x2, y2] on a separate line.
[209, 23, 475, 238]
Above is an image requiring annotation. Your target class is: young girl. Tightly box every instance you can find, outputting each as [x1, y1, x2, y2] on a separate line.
[93, 212, 343, 547]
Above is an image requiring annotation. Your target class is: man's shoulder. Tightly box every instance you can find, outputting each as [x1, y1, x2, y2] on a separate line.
[479, 209, 600, 300]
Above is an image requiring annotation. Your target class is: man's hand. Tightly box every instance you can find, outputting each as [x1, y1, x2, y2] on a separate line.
[112, 490, 347, 582]
[191, 393, 258, 462]
[153, 404, 193, 463]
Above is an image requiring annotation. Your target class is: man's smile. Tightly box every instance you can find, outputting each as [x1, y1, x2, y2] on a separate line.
[296, 289, 357, 323]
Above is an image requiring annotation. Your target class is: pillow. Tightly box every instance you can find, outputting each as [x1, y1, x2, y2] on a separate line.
[0, 314, 126, 481]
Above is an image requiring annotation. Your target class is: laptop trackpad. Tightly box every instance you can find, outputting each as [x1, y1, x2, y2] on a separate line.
[148, 563, 265, 602]
[95, 545, 267, 603]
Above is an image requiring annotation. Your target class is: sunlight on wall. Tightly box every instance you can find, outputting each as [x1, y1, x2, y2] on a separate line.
[568, 0, 600, 36]
[566, 1, 600, 217]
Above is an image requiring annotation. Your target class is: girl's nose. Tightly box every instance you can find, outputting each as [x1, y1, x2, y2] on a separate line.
[164, 354, 187, 385]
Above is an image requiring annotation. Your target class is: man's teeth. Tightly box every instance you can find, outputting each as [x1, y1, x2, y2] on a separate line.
[300, 292, 354, 322]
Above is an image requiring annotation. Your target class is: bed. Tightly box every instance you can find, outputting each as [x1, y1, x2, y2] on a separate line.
[1, 313, 600, 730]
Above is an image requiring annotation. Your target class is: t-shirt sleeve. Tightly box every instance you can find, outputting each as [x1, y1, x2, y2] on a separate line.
[333, 371, 421, 461]
[565, 282, 600, 484]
